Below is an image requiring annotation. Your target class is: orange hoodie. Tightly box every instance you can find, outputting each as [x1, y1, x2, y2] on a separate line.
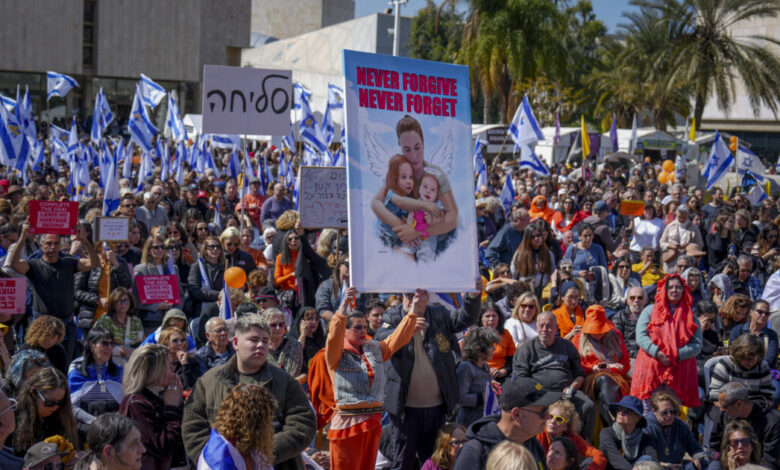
[529, 195, 555, 224]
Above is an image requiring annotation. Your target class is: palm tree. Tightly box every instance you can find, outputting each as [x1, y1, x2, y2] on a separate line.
[635, 0, 780, 129]
[588, 6, 692, 130]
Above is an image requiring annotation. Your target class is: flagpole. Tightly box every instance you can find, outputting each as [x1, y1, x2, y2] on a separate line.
[240, 135, 247, 235]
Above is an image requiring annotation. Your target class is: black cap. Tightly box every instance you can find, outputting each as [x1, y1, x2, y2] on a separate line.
[499, 376, 560, 410]
[185, 184, 198, 192]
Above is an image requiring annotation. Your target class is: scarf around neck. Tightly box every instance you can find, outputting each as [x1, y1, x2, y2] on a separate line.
[612, 421, 643, 460]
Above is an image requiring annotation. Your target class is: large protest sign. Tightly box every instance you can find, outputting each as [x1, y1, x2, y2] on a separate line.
[343, 50, 477, 292]
[299, 166, 348, 229]
[0, 278, 26, 314]
[136, 275, 181, 304]
[202, 65, 292, 135]
[28, 201, 78, 234]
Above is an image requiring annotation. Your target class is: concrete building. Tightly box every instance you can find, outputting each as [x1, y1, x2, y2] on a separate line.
[241, 12, 412, 137]
[0, 0, 250, 125]
[700, 16, 780, 162]
[250, 0, 355, 40]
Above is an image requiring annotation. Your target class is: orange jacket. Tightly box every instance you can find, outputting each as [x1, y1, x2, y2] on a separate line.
[274, 250, 298, 291]
[552, 303, 585, 339]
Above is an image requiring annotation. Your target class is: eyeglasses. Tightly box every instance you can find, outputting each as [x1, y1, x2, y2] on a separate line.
[121, 203, 135, 208]
[549, 415, 568, 424]
[209, 327, 228, 334]
[495, 270, 509, 276]
[627, 295, 643, 300]
[519, 304, 536, 310]
[287, 236, 299, 242]
[116, 298, 130, 305]
[656, 409, 678, 417]
[41, 463, 65, 470]
[198, 226, 209, 231]
[754, 309, 771, 316]
[531, 233, 543, 239]
[617, 265, 630, 270]
[615, 406, 635, 415]
[206, 245, 221, 250]
[269, 322, 286, 329]
[449, 439, 467, 447]
[151, 245, 163, 250]
[729, 437, 752, 449]
[36, 389, 66, 408]
[94, 340, 113, 348]
[342, 261, 350, 268]
[0, 398, 17, 416]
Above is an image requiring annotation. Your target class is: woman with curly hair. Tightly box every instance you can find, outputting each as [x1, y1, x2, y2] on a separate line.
[198, 384, 276, 470]
[95, 287, 145, 367]
[12, 367, 77, 457]
[21, 315, 67, 374]
[456, 326, 499, 427]
[421, 423, 467, 470]
[537, 399, 605, 470]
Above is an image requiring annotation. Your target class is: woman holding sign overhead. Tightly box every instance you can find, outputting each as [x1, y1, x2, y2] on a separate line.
[132, 236, 183, 335]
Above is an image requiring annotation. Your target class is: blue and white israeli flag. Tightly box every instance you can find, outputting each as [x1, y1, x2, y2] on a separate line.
[90, 88, 114, 144]
[499, 173, 516, 214]
[46, 71, 78, 101]
[508, 95, 544, 148]
[165, 94, 186, 142]
[139, 74, 167, 108]
[128, 85, 158, 152]
[702, 131, 734, 191]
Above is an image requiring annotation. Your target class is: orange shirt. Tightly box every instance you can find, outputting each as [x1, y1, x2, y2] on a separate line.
[274, 250, 298, 291]
[552, 304, 585, 339]
[487, 329, 516, 371]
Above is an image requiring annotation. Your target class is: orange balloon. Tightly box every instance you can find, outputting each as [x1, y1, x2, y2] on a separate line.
[663, 159, 674, 173]
[644, 157, 652, 163]
[224, 267, 247, 289]
[658, 172, 669, 184]
[667, 171, 675, 182]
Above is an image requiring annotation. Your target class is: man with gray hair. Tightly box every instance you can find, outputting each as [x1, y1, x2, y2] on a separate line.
[733, 254, 762, 300]
[711, 381, 780, 465]
[183, 314, 316, 468]
[512, 311, 596, 441]
[135, 185, 168, 229]
[612, 285, 647, 358]
[193, 317, 233, 374]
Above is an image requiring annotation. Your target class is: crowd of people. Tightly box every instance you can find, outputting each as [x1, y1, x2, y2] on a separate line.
[0, 118, 780, 470]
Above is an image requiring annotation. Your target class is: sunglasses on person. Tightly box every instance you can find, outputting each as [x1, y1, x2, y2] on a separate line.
[93, 340, 113, 348]
[151, 245, 163, 250]
[518, 304, 536, 310]
[656, 409, 678, 417]
[729, 437, 752, 449]
[617, 265, 630, 270]
[225, 242, 239, 247]
[117, 298, 130, 305]
[753, 308, 771, 316]
[206, 244, 221, 250]
[36, 389, 66, 408]
[166, 244, 181, 250]
[449, 439, 467, 447]
[549, 415, 568, 424]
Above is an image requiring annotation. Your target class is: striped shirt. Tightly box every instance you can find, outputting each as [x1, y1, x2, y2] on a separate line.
[708, 356, 774, 407]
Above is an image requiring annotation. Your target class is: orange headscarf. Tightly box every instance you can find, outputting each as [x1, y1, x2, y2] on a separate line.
[529, 196, 555, 224]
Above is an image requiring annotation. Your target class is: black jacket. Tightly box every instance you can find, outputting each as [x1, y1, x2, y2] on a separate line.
[612, 307, 640, 357]
[709, 404, 780, 469]
[374, 294, 480, 417]
[226, 249, 256, 275]
[187, 259, 224, 315]
[293, 236, 330, 309]
[453, 415, 548, 470]
[73, 258, 133, 329]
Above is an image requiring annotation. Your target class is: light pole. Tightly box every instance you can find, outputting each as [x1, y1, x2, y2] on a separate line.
[390, 0, 408, 56]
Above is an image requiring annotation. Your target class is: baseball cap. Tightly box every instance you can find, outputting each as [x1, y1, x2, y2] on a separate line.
[185, 184, 198, 192]
[249, 177, 261, 185]
[197, 190, 208, 199]
[593, 200, 608, 213]
[499, 376, 559, 410]
[24, 442, 68, 468]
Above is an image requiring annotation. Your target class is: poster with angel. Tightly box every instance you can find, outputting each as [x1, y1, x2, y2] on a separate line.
[342, 50, 478, 292]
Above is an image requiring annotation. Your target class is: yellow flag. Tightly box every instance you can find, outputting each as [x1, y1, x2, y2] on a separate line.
[689, 117, 696, 142]
[581, 116, 590, 160]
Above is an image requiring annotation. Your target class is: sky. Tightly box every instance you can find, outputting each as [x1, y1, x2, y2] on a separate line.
[354, 0, 636, 33]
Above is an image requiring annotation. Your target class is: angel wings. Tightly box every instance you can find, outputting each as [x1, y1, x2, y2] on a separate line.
[361, 123, 455, 179]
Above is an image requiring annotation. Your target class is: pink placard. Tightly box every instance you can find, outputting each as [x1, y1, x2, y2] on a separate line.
[135, 275, 180, 304]
[0, 278, 26, 314]
[28, 201, 78, 235]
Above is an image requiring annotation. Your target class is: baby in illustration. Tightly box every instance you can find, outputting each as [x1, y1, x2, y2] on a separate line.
[376, 154, 443, 262]
[401, 170, 443, 262]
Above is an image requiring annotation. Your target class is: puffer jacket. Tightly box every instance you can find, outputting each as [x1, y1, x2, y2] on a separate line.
[74, 258, 133, 329]
[181, 355, 315, 470]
